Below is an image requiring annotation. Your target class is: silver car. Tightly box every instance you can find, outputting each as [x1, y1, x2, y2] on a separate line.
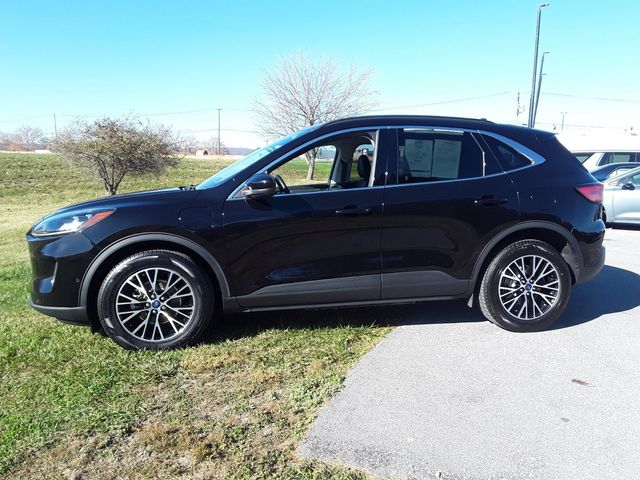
[603, 166, 640, 225]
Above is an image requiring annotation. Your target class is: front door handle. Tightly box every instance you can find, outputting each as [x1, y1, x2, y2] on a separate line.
[335, 206, 373, 216]
[474, 195, 508, 207]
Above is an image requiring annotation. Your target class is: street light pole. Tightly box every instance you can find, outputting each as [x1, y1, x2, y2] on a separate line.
[532, 51, 549, 127]
[528, 3, 549, 128]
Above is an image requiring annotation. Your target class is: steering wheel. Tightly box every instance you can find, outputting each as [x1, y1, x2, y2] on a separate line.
[274, 174, 290, 194]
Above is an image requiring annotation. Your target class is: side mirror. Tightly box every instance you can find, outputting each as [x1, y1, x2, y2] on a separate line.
[243, 173, 277, 199]
[621, 182, 636, 191]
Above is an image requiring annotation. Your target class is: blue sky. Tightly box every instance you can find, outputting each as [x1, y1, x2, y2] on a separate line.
[1, 0, 639, 147]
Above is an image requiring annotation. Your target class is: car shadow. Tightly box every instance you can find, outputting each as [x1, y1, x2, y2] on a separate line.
[609, 224, 640, 231]
[203, 265, 640, 343]
[552, 264, 640, 329]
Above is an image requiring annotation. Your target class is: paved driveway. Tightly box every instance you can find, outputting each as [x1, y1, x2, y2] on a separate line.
[300, 228, 640, 480]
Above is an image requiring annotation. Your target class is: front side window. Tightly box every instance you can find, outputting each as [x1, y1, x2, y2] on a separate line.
[396, 129, 487, 184]
[622, 171, 640, 187]
[268, 131, 378, 194]
[350, 143, 375, 183]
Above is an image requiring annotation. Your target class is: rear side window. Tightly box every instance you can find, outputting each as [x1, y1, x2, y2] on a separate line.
[482, 135, 532, 171]
[601, 152, 634, 165]
[397, 129, 490, 183]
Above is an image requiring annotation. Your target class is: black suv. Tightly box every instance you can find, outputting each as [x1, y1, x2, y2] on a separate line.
[27, 116, 606, 349]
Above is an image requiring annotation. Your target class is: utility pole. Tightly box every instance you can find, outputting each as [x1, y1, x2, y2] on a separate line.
[528, 3, 549, 128]
[532, 51, 549, 127]
[217, 108, 221, 155]
[515, 91, 524, 123]
[560, 112, 566, 132]
[53, 113, 58, 138]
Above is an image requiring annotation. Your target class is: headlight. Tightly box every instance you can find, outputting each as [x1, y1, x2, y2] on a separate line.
[31, 210, 115, 237]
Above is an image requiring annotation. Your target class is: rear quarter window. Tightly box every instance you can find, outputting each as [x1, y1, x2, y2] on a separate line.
[482, 135, 532, 171]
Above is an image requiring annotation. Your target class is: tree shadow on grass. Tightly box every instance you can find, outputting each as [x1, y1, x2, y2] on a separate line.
[203, 264, 640, 343]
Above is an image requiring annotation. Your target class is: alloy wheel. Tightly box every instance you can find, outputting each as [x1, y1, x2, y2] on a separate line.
[114, 267, 196, 342]
[498, 255, 560, 321]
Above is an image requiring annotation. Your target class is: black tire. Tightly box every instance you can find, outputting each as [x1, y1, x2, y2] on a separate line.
[478, 240, 571, 332]
[97, 249, 214, 350]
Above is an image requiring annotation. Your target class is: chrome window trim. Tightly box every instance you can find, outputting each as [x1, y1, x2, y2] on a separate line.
[478, 130, 545, 168]
[225, 125, 546, 200]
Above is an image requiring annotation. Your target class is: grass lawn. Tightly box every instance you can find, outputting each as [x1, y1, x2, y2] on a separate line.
[0, 152, 390, 479]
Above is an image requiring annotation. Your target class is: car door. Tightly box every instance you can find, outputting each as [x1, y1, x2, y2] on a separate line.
[380, 127, 519, 299]
[222, 128, 387, 307]
[610, 170, 640, 223]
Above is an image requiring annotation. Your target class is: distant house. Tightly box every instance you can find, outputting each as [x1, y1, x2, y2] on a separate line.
[195, 149, 209, 157]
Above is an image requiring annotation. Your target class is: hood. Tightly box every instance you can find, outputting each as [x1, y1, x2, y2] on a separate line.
[45, 187, 200, 218]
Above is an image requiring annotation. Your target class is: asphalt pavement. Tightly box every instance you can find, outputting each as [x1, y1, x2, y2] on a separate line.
[300, 228, 640, 480]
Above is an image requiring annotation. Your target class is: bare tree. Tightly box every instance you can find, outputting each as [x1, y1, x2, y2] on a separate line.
[178, 134, 198, 154]
[15, 125, 45, 151]
[207, 136, 229, 155]
[254, 52, 377, 179]
[53, 117, 180, 195]
[0, 131, 11, 150]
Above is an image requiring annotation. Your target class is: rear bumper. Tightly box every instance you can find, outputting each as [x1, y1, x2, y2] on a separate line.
[576, 244, 605, 284]
[28, 299, 90, 326]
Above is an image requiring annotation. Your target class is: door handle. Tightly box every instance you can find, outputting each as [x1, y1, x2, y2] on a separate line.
[474, 195, 508, 206]
[335, 206, 373, 216]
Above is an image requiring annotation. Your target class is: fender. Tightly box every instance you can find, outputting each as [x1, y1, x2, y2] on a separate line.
[470, 220, 583, 285]
[78, 232, 231, 306]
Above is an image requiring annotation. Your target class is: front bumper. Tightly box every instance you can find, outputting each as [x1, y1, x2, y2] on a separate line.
[27, 231, 96, 308]
[28, 298, 90, 325]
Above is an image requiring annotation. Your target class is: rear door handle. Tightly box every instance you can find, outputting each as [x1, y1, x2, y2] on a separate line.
[335, 206, 373, 216]
[474, 195, 508, 206]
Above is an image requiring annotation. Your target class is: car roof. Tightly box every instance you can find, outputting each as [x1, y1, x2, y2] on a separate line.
[573, 149, 640, 153]
[314, 115, 553, 139]
[592, 162, 640, 172]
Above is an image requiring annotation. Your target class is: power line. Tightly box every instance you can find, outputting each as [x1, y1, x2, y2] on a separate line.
[544, 92, 640, 103]
[179, 127, 260, 134]
[370, 91, 511, 112]
[57, 106, 253, 119]
[0, 115, 49, 124]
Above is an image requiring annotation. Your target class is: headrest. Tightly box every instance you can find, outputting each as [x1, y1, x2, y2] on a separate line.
[357, 154, 371, 180]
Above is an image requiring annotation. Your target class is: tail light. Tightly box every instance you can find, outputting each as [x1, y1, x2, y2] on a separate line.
[576, 183, 604, 203]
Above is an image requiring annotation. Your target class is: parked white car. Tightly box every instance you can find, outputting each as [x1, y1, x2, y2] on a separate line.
[603, 166, 640, 225]
[576, 150, 640, 171]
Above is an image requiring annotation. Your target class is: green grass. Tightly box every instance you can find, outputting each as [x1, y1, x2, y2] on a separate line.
[0, 152, 389, 478]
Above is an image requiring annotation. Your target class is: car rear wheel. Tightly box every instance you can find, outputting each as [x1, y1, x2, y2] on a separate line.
[97, 249, 214, 350]
[478, 240, 571, 332]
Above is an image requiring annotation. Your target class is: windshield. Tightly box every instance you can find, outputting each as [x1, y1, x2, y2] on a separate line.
[198, 125, 321, 189]
[574, 152, 595, 163]
[606, 166, 640, 184]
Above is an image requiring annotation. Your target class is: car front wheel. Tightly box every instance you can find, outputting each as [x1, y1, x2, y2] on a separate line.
[97, 249, 214, 349]
[478, 240, 571, 332]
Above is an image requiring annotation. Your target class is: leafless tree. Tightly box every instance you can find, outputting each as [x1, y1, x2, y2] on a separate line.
[254, 52, 377, 179]
[178, 134, 198, 154]
[15, 125, 45, 150]
[0, 131, 11, 150]
[53, 117, 180, 195]
[207, 136, 229, 155]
